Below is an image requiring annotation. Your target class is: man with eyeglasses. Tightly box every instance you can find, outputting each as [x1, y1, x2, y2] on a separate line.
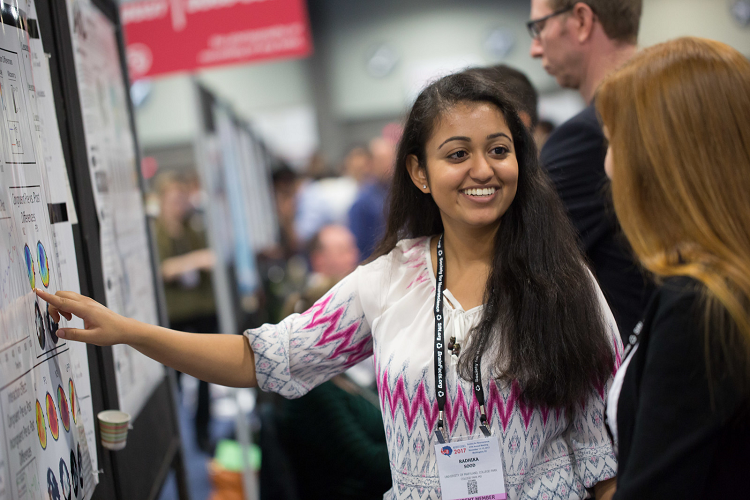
[527, 0, 652, 346]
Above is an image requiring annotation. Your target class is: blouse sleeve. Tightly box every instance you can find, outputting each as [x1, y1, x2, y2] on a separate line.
[567, 276, 622, 487]
[244, 266, 372, 398]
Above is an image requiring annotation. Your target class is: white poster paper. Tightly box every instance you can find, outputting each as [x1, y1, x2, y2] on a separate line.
[0, 2, 95, 499]
[66, 0, 164, 419]
[26, 0, 98, 471]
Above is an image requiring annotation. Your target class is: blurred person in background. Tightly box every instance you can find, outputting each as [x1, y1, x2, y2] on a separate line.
[599, 37, 750, 499]
[153, 172, 217, 453]
[343, 144, 374, 184]
[528, 0, 651, 337]
[271, 165, 302, 259]
[534, 120, 555, 151]
[348, 136, 396, 260]
[278, 223, 390, 500]
[295, 149, 361, 244]
[258, 165, 305, 325]
[285, 224, 360, 315]
[467, 64, 539, 130]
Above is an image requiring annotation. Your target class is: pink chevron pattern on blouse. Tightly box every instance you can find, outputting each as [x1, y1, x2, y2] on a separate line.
[305, 293, 370, 366]
[378, 369, 440, 431]
[377, 369, 550, 435]
[406, 270, 431, 290]
[402, 238, 433, 289]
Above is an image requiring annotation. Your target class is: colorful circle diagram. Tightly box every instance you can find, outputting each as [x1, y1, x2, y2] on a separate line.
[69, 379, 77, 424]
[46, 392, 60, 441]
[59, 458, 71, 500]
[36, 400, 47, 449]
[37, 241, 50, 288]
[70, 450, 79, 498]
[35, 302, 45, 350]
[47, 468, 60, 500]
[57, 385, 71, 433]
[77, 444, 84, 493]
[47, 304, 59, 345]
[24, 244, 35, 289]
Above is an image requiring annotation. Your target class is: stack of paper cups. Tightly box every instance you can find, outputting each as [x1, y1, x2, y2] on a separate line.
[97, 410, 131, 450]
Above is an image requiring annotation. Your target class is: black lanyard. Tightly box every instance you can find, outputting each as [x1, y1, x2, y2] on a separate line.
[434, 234, 492, 443]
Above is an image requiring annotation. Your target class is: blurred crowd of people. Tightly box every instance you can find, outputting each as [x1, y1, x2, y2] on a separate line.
[138, 0, 750, 494]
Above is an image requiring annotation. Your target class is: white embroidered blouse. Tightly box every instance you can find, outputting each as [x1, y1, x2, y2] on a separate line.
[245, 237, 623, 499]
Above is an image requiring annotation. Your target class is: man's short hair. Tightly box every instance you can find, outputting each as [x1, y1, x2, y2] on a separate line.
[466, 65, 539, 127]
[549, 0, 642, 44]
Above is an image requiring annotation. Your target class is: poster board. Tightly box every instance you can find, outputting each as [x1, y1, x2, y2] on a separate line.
[0, 1, 96, 499]
[65, 0, 164, 420]
[34, 0, 188, 497]
[236, 127, 278, 253]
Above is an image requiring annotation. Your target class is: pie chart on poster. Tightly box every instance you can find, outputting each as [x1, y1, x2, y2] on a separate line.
[70, 450, 79, 498]
[35, 302, 45, 350]
[69, 379, 77, 424]
[36, 400, 47, 449]
[58, 385, 71, 432]
[24, 244, 35, 289]
[78, 444, 84, 492]
[38, 241, 50, 288]
[47, 304, 59, 345]
[59, 458, 71, 500]
[47, 468, 60, 500]
[47, 392, 60, 441]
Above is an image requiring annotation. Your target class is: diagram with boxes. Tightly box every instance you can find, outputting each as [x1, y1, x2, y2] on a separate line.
[0, 1, 95, 499]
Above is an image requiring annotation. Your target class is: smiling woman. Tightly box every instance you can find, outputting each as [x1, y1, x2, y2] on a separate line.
[406, 102, 519, 236]
[37, 69, 620, 500]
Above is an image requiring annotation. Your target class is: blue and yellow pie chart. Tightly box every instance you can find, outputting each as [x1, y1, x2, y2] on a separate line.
[37, 241, 49, 288]
[24, 244, 34, 289]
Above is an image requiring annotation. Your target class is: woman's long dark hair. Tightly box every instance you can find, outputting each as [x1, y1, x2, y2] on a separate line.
[373, 71, 614, 409]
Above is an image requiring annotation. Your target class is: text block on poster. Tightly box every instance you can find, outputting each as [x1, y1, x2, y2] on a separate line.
[121, 0, 313, 79]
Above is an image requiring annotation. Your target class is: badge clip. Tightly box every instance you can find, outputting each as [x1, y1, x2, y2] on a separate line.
[435, 410, 446, 443]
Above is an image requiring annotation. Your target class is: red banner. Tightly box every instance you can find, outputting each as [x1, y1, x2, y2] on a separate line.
[121, 0, 313, 80]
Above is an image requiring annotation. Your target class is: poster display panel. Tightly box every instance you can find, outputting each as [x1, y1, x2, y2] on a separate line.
[237, 128, 277, 251]
[66, 0, 163, 419]
[26, 0, 98, 471]
[0, 2, 95, 498]
[214, 107, 258, 296]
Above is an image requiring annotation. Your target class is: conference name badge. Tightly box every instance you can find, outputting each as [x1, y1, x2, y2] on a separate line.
[434, 436, 506, 500]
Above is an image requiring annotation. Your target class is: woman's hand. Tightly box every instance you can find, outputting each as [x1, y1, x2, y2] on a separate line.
[36, 288, 257, 388]
[595, 477, 616, 500]
[35, 289, 134, 346]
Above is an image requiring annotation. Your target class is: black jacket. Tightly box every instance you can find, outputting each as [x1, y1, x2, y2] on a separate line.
[540, 104, 652, 336]
[614, 276, 750, 499]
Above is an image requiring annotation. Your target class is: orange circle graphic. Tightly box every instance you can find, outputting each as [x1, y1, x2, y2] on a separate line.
[36, 400, 47, 449]
[46, 392, 59, 441]
[69, 379, 77, 425]
[57, 385, 71, 433]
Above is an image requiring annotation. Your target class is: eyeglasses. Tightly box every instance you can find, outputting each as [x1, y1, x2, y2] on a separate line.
[526, 5, 574, 39]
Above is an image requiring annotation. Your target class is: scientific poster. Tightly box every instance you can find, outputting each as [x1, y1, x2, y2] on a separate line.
[0, 1, 95, 499]
[25, 0, 98, 471]
[66, 0, 164, 419]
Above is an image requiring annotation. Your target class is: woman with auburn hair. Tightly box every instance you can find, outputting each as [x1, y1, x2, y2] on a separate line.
[598, 37, 750, 498]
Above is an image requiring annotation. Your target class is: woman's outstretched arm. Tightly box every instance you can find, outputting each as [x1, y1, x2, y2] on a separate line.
[36, 289, 257, 388]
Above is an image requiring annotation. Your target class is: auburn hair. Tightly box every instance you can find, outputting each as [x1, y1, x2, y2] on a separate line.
[597, 37, 750, 386]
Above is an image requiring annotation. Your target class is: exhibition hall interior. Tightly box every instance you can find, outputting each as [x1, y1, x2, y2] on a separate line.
[0, 0, 748, 499]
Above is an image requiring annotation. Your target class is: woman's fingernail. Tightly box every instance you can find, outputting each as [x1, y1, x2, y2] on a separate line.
[57, 329, 66, 339]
